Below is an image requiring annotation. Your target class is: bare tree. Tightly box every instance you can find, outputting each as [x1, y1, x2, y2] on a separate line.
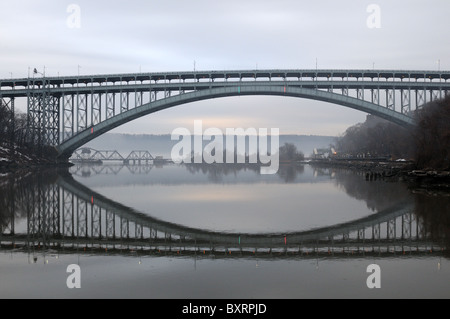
[337, 95, 450, 170]
[337, 115, 414, 159]
[279, 143, 304, 162]
[414, 96, 450, 169]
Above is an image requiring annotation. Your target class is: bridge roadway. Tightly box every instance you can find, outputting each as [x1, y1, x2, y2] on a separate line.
[2, 69, 450, 93]
[1, 69, 450, 158]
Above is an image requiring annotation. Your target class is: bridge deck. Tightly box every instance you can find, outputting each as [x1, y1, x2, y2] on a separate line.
[1, 68, 450, 88]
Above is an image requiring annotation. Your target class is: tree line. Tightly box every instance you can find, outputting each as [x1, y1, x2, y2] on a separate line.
[278, 142, 305, 162]
[336, 95, 450, 170]
[0, 101, 29, 148]
[0, 101, 56, 159]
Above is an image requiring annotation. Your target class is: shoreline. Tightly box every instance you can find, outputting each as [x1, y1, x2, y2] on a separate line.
[2, 155, 450, 191]
[0, 143, 72, 175]
[308, 158, 450, 192]
[0, 162, 73, 178]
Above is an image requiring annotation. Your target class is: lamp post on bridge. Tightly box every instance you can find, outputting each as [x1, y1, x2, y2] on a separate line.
[33, 67, 46, 78]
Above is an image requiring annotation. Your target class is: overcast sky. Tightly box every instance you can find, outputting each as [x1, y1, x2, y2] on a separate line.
[1, 0, 449, 136]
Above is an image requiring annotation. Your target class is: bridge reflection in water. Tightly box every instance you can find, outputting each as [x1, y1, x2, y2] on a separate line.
[0, 168, 448, 261]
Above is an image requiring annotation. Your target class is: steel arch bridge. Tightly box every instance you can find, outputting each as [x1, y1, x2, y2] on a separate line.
[1, 69, 450, 159]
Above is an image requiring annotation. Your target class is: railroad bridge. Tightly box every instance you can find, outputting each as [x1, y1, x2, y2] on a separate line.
[71, 147, 156, 165]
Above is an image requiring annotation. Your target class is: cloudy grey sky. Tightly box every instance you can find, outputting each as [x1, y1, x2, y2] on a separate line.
[1, 0, 449, 136]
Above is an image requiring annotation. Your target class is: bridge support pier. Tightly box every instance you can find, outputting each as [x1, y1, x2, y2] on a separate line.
[27, 79, 60, 149]
[0, 96, 15, 156]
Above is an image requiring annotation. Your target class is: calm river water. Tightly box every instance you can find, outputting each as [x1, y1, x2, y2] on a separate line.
[0, 163, 449, 299]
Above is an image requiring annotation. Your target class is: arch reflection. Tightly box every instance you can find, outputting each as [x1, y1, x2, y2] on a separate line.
[0, 166, 448, 260]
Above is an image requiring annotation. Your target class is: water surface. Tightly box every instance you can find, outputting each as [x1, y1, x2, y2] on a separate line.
[0, 163, 448, 299]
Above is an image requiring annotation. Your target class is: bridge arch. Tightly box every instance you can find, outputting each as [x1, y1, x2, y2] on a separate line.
[57, 85, 415, 158]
